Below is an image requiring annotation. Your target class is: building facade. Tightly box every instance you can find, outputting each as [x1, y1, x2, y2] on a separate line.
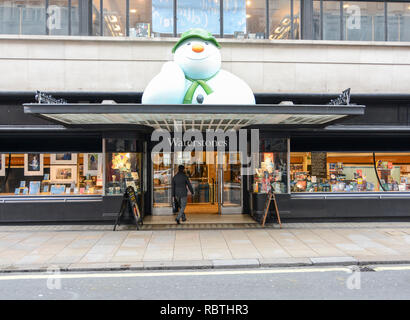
[1, 0, 410, 223]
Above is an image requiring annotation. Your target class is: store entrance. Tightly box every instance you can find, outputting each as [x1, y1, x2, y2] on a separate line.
[173, 152, 219, 214]
[152, 152, 242, 215]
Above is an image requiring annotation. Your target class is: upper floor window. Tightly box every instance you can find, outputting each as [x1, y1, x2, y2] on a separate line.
[314, 0, 410, 42]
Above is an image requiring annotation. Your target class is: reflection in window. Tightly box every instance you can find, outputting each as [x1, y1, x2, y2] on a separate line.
[70, 0, 80, 35]
[0, 153, 103, 196]
[313, 0, 321, 39]
[269, 0, 299, 39]
[178, 0, 220, 36]
[106, 152, 142, 195]
[323, 0, 341, 40]
[48, 0, 69, 35]
[387, 2, 410, 42]
[152, 153, 172, 207]
[102, 0, 126, 37]
[152, 0, 174, 37]
[290, 152, 410, 193]
[227, 0, 266, 39]
[0, 0, 46, 35]
[92, 0, 101, 36]
[129, 0, 152, 37]
[343, 1, 385, 41]
[252, 152, 288, 194]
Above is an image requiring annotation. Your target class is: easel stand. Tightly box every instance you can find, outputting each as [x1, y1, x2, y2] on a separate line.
[113, 187, 142, 231]
[261, 191, 282, 228]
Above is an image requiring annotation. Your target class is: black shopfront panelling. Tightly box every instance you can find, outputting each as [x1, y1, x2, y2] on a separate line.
[0, 133, 102, 152]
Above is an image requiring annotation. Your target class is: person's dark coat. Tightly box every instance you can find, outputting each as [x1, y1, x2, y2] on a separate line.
[172, 172, 194, 198]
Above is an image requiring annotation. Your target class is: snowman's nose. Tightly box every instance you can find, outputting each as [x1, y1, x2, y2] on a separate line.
[192, 44, 204, 53]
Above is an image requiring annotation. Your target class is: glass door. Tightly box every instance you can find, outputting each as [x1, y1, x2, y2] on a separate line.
[219, 152, 242, 214]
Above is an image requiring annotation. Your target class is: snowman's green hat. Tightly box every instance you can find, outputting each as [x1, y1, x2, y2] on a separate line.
[172, 28, 221, 53]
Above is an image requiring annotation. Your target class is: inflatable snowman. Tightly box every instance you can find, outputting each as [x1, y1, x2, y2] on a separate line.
[142, 28, 255, 105]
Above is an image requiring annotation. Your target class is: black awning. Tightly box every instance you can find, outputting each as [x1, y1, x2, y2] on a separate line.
[23, 103, 365, 130]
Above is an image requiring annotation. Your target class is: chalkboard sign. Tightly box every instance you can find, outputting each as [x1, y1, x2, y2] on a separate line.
[113, 186, 143, 231]
[311, 152, 327, 178]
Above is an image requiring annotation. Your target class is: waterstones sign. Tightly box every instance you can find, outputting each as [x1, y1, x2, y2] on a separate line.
[151, 124, 260, 175]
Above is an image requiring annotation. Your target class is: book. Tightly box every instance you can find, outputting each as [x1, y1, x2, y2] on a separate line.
[29, 181, 41, 195]
[19, 181, 26, 188]
[50, 185, 65, 195]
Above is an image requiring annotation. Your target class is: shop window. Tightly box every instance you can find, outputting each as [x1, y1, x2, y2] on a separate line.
[178, 0, 220, 36]
[343, 1, 385, 41]
[105, 152, 142, 195]
[129, 0, 152, 38]
[387, 2, 410, 42]
[269, 0, 300, 40]
[102, 0, 126, 37]
[0, 0, 46, 35]
[0, 153, 103, 196]
[290, 152, 410, 193]
[48, 0, 69, 35]
[92, 0, 101, 36]
[323, 0, 341, 40]
[152, 0, 174, 37]
[252, 152, 288, 194]
[223, 0, 266, 39]
[70, 0, 80, 35]
[313, 0, 321, 39]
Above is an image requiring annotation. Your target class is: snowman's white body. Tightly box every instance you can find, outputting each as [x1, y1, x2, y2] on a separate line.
[142, 38, 255, 105]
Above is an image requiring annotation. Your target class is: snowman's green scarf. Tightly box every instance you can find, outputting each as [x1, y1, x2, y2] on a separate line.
[183, 71, 219, 104]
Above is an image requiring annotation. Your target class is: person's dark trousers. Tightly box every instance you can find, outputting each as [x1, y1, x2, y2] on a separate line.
[176, 196, 187, 221]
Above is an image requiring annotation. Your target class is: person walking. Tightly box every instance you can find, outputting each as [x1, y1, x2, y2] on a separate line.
[172, 165, 194, 224]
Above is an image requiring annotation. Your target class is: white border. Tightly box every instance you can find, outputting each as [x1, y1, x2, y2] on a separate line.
[24, 154, 44, 176]
[50, 165, 77, 183]
[0, 154, 5, 176]
[83, 153, 102, 176]
[50, 153, 77, 165]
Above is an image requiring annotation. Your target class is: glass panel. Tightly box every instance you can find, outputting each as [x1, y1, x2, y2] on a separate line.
[323, 0, 341, 40]
[252, 138, 288, 194]
[71, 0, 80, 35]
[105, 152, 142, 195]
[151, 0, 174, 37]
[102, 0, 126, 37]
[178, 0, 220, 36]
[222, 0, 246, 39]
[153, 152, 172, 207]
[48, 0, 69, 35]
[0, 153, 103, 196]
[292, 0, 300, 39]
[343, 1, 385, 41]
[268, 0, 291, 40]
[290, 152, 410, 193]
[387, 2, 410, 42]
[222, 152, 241, 206]
[313, 0, 321, 39]
[241, 0, 266, 39]
[173, 152, 217, 204]
[0, 0, 46, 35]
[129, 0, 152, 38]
[92, 0, 101, 36]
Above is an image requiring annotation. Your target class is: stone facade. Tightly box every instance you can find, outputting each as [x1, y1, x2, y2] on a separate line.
[0, 35, 410, 94]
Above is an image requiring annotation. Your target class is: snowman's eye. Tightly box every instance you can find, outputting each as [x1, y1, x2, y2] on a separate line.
[205, 42, 209, 45]
[187, 42, 191, 46]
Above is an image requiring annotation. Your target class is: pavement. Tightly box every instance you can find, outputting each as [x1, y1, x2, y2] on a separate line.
[0, 222, 410, 273]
